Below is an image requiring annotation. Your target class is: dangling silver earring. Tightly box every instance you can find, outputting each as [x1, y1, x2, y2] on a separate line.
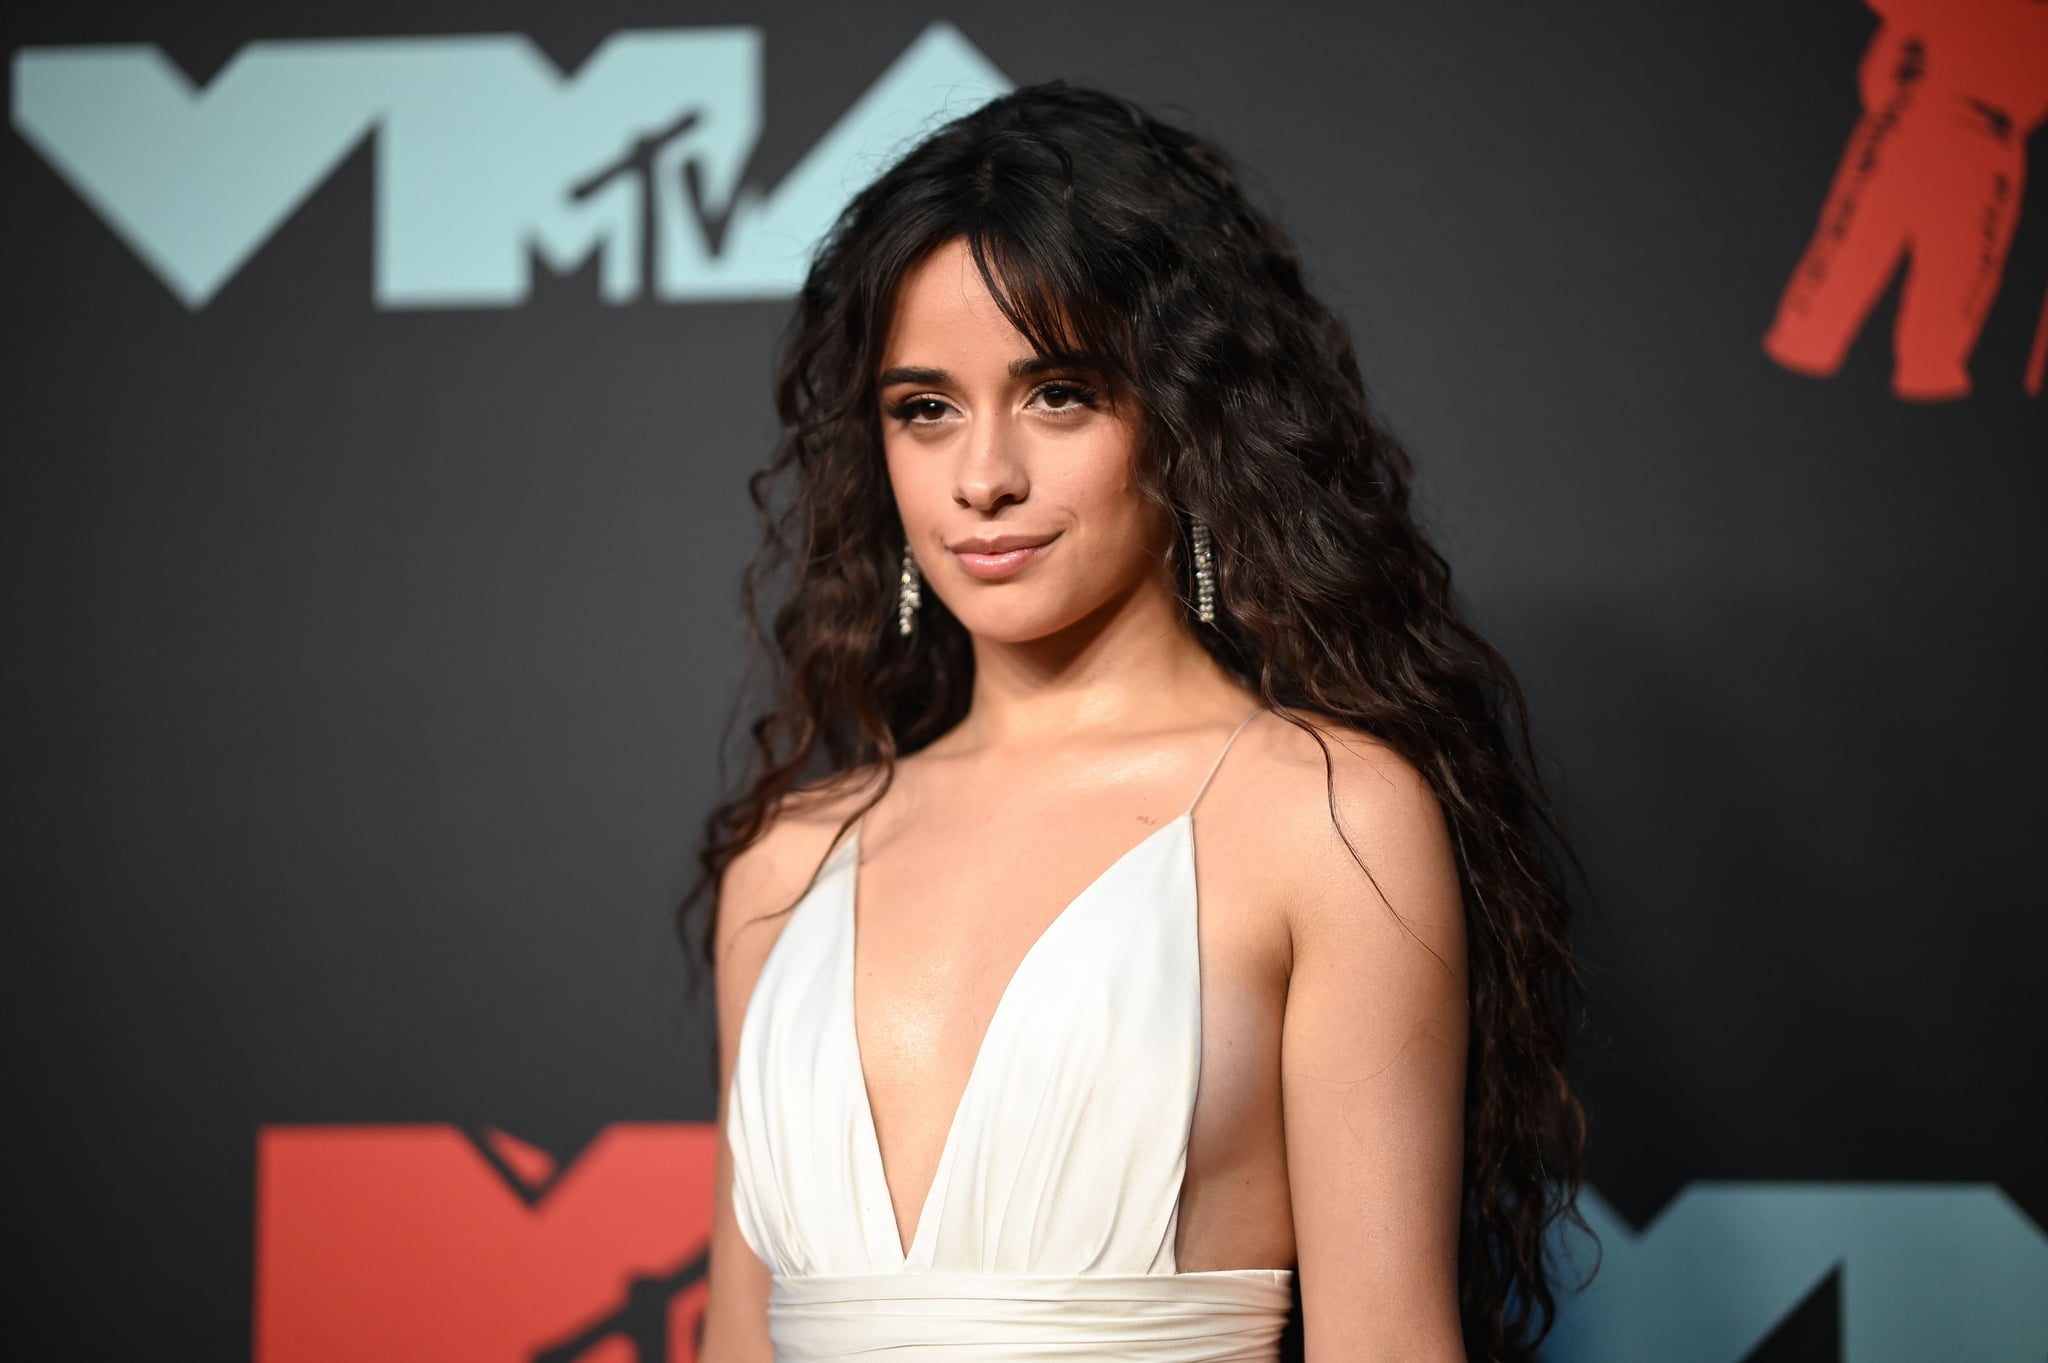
[1189, 518, 1217, 624]
[897, 540, 923, 636]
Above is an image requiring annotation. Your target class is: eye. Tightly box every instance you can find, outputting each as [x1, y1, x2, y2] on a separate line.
[1030, 381, 1101, 415]
[886, 395, 955, 425]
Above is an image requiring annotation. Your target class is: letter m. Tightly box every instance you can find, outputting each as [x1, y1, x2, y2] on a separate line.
[253, 1123, 715, 1362]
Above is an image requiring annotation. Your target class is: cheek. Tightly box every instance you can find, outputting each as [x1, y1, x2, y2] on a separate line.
[882, 439, 943, 524]
[1059, 440, 1167, 551]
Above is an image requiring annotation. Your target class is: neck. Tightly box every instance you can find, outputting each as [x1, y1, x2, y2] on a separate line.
[951, 577, 1251, 752]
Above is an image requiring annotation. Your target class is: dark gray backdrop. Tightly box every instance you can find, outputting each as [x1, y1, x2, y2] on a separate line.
[5, 1, 2043, 1359]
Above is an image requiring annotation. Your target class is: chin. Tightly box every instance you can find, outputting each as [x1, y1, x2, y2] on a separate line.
[949, 602, 1080, 645]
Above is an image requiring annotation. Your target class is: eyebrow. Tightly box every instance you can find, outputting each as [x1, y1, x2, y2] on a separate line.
[875, 352, 1109, 388]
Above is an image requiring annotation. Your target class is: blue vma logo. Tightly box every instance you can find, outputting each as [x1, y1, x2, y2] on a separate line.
[10, 23, 1009, 308]
[1542, 1183, 2048, 1362]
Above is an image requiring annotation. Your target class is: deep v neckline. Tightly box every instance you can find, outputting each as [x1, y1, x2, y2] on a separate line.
[843, 810, 1193, 1268]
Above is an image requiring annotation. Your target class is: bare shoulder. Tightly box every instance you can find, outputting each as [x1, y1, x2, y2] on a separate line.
[713, 766, 877, 1008]
[1238, 706, 1463, 947]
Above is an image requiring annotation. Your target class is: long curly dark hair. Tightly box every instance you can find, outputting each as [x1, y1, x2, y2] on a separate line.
[678, 79, 1595, 1362]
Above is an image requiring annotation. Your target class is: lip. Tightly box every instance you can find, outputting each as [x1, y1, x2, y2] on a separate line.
[948, 531, 1058, 580]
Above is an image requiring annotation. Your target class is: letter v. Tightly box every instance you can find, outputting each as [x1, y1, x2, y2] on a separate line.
[13, 44, 383, 308]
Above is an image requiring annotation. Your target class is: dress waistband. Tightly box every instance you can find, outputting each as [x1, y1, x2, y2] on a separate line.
[767, 1268, 1295, 1361]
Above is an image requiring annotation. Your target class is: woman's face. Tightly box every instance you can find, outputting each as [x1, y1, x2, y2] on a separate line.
[876, 237, 1173, 644]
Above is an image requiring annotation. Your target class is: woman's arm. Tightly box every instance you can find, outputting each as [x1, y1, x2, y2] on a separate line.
[696, 818, 815, 1362]
[1281, 732, 1469, 1362]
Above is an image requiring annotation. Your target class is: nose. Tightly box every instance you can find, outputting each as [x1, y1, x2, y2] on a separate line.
[953, 412, 1028, 513]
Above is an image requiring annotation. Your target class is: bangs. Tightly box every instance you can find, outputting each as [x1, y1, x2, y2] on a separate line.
[958, 220, 1138, 402]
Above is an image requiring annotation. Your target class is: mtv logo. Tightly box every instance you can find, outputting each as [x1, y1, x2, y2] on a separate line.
[12, 23, 1010, 309]
[254, 1123, 718, 1363]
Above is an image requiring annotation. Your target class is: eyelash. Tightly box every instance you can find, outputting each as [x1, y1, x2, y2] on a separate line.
[886, 381, 1101, 425]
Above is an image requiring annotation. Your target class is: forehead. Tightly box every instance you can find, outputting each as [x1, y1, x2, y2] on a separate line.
[879, 238, 1032, 369]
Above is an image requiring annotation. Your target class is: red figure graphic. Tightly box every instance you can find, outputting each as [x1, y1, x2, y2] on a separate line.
[1763, 0, 2048, 400]
[254, 1123, 716, 1363]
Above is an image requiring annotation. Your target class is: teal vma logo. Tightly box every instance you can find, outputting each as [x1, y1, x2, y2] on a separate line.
[1543, 1184, 2048, 1362]
[10, 23, 1009, 308]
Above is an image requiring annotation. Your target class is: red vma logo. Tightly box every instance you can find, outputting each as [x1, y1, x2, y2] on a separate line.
[254, 1124, 716, 1363]
[1763, 0, 2048, 400]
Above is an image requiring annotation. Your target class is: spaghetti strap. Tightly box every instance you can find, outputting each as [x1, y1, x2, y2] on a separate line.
[1184, 705, 1266, 818]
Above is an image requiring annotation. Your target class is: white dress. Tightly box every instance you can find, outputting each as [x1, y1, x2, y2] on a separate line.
[726, 706, 1293, 1360]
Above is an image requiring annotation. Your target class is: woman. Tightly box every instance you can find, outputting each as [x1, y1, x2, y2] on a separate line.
[682, 81, 1592, 1362]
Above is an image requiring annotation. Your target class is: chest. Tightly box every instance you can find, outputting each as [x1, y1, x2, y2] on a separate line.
[851, 810, 1291, 1247]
